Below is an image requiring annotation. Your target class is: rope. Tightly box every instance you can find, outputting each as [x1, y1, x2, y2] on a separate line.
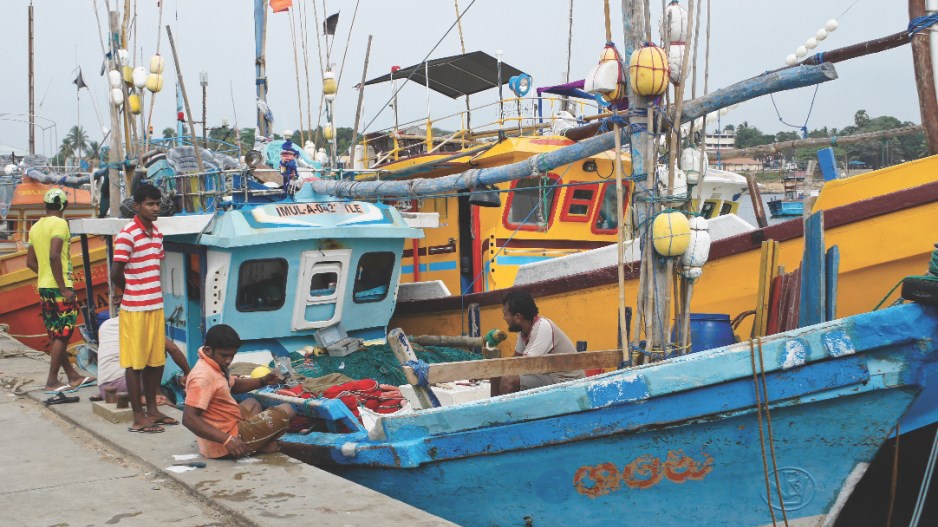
[757, 337, 790, 526]
[886, 424, 900, 527]
[909, 14, 938, 36]
[750, 338, 778, 527]
[769, 85, 819, 138]
[909, 424, 938, 527]
[876, 246, 938, 310]
[403, 359, 441, 407]
[353, 0, 478, 147]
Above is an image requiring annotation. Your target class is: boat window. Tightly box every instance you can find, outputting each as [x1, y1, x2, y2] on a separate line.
[353, 252, 395, 303]
[309, 270, 339, 298]
[236, 258, 288, 312]
[592, 182, 630, 234]
[560, 183, 598, 222]
[505, 176, 558, 230]
[700, 200, 717, 219]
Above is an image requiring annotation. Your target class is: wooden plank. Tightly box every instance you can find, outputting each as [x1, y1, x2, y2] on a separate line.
[387, 329, 435, 409]
[403, 349, 623, 385]
[825, 246, 840, 322]
[786, 269, 803, 331]
[766, 274, 785, 336]
[798, 211, 826, 327]
[752, 242, 768, 337]
[753, 240, 778, 338]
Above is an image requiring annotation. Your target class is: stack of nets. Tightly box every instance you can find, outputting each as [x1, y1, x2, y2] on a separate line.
[288, 343, 482, 386]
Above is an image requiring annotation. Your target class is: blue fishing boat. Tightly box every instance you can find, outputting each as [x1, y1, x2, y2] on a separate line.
[767, 173, 807, 218]
[256, 302, 938, 527]
[71, 181, 430, 368]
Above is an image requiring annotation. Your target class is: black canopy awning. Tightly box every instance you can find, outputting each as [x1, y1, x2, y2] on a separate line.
[362, 51, 525, 99]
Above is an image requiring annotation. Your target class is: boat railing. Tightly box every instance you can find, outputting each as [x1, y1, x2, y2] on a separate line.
[155, 164, 350, 215]
[359, 95, 606, 167]
[144, 135, 243, 159]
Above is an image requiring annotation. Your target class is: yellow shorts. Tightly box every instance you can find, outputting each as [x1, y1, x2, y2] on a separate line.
[119, 309, 166, 370]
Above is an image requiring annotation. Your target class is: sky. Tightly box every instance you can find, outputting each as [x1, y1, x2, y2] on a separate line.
[0, 0, 924, 157]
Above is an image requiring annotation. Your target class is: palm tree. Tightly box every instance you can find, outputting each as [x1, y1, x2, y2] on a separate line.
[85, 140, 101, 166]
[65, 126, 88, 156]
[57, 126, 89, 164]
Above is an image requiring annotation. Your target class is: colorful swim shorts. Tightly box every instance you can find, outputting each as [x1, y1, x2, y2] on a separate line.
[38, 288, 79, 341]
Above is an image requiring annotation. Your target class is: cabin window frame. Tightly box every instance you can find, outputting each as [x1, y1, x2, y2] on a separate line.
[559, 182, 600, 223]
[352, 251, 397, 304]
[501, 173, 561, 232]
[291, 250, 350, 331]
[590, 182, 631, 235]
[235, 257, 289, 312]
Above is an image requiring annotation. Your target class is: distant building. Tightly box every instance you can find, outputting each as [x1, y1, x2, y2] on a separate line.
[705, 131, 735, 153]
[711, 157, 762, 172]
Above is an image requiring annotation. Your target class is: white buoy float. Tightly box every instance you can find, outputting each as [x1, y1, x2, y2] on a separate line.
[681, 216, 711, 281]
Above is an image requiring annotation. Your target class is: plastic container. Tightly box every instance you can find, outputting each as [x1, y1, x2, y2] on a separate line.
[687, 313, 736, 353]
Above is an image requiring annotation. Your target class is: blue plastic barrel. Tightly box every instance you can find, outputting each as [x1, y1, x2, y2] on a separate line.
[688, 313, 736, 353]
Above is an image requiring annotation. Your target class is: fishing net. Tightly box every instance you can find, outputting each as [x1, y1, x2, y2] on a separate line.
[286, 344, 482, 386]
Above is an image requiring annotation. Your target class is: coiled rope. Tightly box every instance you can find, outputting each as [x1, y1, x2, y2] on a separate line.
[874, 245, 938, 310]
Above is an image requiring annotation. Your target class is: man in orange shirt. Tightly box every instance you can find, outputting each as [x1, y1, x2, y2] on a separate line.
[182, 324, 295, 458]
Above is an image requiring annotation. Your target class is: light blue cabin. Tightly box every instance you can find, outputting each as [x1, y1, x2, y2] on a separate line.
[70, 184, 427, 369]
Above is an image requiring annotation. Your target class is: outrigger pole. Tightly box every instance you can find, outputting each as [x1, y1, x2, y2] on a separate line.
[310, 63, 838, 199]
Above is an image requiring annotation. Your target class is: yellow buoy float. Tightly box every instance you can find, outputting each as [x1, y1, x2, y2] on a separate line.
[652, 211, 691, 256]
[250, 366, 272, 379]
[128, 93, 142, 114]
[628, 45, 670, 96]
[146, 73, 164, 93]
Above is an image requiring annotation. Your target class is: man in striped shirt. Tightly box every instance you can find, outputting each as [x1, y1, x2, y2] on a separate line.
[110, 184, 174, 433]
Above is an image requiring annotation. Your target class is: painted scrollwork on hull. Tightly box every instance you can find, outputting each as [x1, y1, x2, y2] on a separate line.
[573, 450, 714, 498]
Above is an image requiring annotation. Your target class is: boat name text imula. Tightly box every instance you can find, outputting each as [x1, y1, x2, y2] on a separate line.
[274, 202, 366, 217]
[573, 450, 714, 498]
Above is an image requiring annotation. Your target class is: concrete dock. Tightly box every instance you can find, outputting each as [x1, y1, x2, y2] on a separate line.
[0, 339, 456, 527]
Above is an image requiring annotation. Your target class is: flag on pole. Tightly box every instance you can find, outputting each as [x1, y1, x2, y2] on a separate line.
[270, 0, 292, 13]
[73, 68, 88, 90]
[323, 13, 339, 35]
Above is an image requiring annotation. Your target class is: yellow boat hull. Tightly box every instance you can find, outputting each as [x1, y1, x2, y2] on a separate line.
[391, 155, 938, 351]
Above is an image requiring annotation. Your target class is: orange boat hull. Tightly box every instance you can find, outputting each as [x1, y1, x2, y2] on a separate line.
[0, 238, 109, 351]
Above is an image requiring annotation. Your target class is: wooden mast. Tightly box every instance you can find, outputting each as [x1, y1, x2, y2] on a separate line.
[254, 0, 271, 138]
[28, 1, 35, 155]
[622, 0, 649, 363]
[106, 10, 125, 218]
[910, 0, 938, 154]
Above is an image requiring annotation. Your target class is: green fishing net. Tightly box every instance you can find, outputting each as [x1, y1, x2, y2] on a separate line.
[287, 344, 482, 386]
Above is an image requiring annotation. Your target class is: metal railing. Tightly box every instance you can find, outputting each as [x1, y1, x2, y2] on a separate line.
[358, 96, 606, 168]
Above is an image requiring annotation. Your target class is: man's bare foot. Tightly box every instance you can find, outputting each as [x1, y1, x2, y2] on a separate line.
[68, 376, 96, 388]
[44, 383, 70, 392]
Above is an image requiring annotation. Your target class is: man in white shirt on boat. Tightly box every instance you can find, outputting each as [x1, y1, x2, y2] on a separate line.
[494, 290, 585, 395]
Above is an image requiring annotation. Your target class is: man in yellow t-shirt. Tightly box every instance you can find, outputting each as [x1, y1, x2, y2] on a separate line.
[26, 189, 95, 392]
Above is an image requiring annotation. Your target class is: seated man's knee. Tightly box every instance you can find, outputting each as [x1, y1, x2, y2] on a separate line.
[277, 403, 296, 419]
[240, 397, 261, 414]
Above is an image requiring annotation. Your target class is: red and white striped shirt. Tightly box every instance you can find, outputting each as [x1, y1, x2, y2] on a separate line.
[113, 216, 164, 311]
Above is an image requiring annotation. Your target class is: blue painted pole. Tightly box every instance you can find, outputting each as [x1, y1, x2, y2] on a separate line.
[825, 246, 839, 322]
[817, 147, 839, 181]
[310, 64, 838, 199]
[799, 211, 826, 327]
